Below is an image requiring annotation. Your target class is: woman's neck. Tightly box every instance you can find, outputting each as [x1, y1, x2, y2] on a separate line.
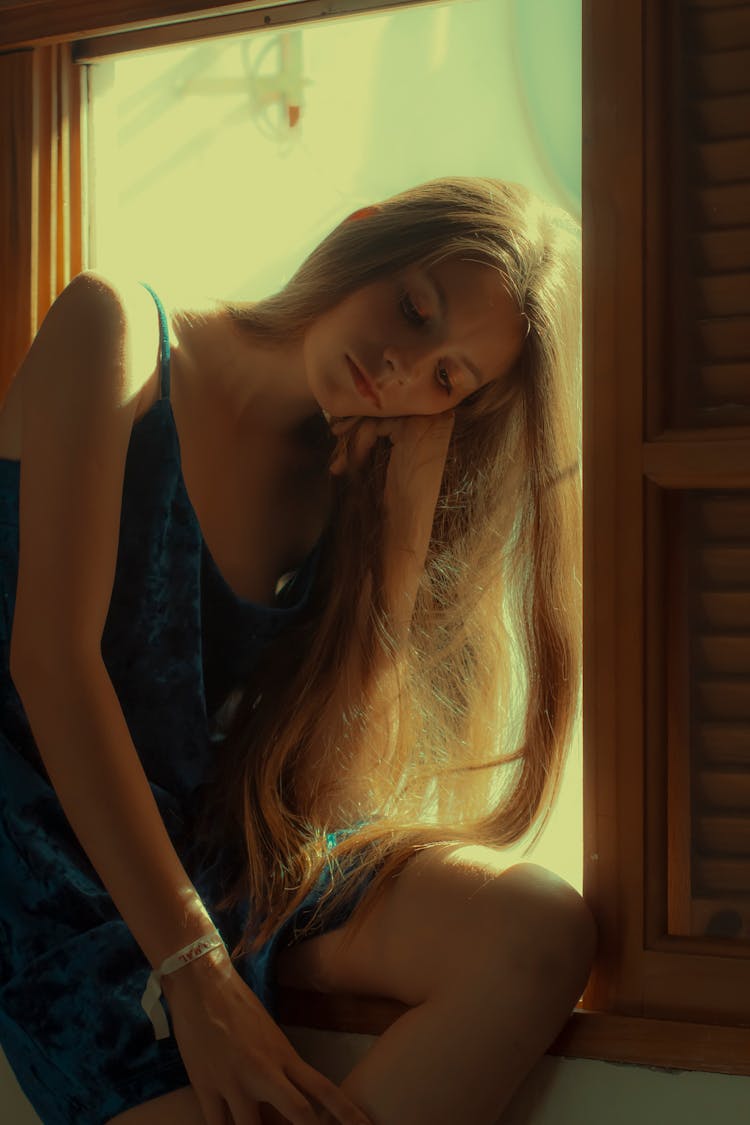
[173, 304, 322, 438]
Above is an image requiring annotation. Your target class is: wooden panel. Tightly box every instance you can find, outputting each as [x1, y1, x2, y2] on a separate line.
[666, 0, 750, 428]
[643, 479, 750, 1029]
[661, 491, 750, 947]
[0, 51, 34, 398]
[580, 0, 646, 1026]
[0, 43, 87, 400]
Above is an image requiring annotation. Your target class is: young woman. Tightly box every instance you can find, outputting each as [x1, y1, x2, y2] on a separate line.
[0, 177, 595, 1125]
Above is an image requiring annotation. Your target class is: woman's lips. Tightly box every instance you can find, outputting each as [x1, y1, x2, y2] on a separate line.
[347, 356, 381, 409]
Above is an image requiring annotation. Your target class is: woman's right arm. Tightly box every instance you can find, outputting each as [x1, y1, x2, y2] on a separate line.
[9, 271, 219, 974]
[8, 274, 374, 1125]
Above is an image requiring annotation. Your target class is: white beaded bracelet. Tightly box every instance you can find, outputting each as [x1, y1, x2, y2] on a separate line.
[140, 929, 227, 1040]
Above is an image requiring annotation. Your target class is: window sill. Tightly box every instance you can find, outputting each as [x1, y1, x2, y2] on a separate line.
[277, 988, 750, 1078]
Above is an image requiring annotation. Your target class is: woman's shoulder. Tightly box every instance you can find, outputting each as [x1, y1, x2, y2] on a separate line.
[53, 270, 218, 348]
[46, 272, 219, 405]
[43, 270, 167, 382]
[2, 272, 163, 449]
[58, 268, 154, 323]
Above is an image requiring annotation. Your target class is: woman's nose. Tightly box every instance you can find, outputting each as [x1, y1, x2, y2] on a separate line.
[379, 361, 404, 391]
[380, 347, 429, 391]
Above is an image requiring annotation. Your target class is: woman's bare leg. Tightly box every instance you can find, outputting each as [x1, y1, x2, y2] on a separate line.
[316, 939, 591, 1125]
[273, 855, 597, 1125]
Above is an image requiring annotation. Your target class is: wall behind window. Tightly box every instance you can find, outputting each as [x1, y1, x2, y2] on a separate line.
[90, 0, 583, 887]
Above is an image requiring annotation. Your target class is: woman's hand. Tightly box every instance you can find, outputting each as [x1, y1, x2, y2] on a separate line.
[162, 950, 372, 1125]
[328, 412, 455, 642]
[328, 412, 455, 543]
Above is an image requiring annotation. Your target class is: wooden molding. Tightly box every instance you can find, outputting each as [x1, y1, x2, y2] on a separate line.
[0, 43, 86, 398]
[0, 0, 432, 51]
[277, 990, 750, 1078]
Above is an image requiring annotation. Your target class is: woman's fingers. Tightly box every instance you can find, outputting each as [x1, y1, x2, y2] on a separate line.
[328, 416, 360, 435]
[350, 419, 383, 468]
[193, 1091, 230, 1125]
[294, 1059, 373, 1125]
[226, 1091, 263, 1124]
[328, 410, 455, 477]
[328, 418, 382, 475]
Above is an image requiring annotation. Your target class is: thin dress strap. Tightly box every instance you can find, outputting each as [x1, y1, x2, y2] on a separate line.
[139, 282, 171, 401]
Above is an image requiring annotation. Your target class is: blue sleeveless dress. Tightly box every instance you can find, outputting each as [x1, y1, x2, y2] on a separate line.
[0, 287, 372, 1125]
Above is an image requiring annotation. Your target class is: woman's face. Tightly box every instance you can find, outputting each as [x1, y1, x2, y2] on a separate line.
[304, 257, 527, 419]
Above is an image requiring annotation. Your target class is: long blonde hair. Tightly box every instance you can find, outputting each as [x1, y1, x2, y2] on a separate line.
[189, 176, 582, 962]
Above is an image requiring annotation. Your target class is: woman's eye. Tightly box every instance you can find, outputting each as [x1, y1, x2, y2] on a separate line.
[400, 290, 427, 326]
[399, 291, 453, 396]
[436, 365, 453, 395]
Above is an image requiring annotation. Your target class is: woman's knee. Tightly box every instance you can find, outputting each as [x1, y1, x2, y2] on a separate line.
[488, 861, 598, 984]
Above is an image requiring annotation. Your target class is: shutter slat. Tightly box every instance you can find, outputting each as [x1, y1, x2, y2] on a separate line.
[690, 7, 750, 52]
[696, 184, 750, 228]
[695, 228, 750, 272]
[690, 897, 750, 942]
[692, 50, 750, 97]
[695, 139, 750, 183]
[697, 548, 750, 585]
[697, 814, 750, 854]
[695, 495, 750, 536]
[695, 858, 750, 894]
[697, 682, 750, 719]
[696, 634, 750, 675]
[697, 317, 750, 359]
[697, 274, 750, 316]
[698, 722, 750, 765]
[699, 363, 750, 407]
[695, 768, 748, 811]
[696, 95, 750, 141]
[687, 0, 750, 10]
[698, 593, 750, 631]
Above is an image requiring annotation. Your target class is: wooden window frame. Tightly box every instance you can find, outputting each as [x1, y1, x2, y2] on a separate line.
[2, 0, 749, 1077]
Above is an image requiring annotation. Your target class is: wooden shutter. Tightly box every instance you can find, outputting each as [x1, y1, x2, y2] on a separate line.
[577, 0, 750, 1060]
[670, 0, 750, 428]
[660, 0, 750, 951]
[560, 0, 750, 1075]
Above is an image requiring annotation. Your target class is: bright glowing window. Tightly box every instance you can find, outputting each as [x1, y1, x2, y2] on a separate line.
[89, 0, 583, 888]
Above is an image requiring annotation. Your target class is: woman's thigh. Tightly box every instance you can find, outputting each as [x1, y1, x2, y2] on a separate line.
[105, 1085, 203, 1124]
[276, 846, 596, 1009]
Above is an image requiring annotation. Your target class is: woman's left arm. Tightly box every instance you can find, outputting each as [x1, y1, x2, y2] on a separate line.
[318, 414, 454, 815]
[378, 411, 455, 643]
[331, 410, 454, 644]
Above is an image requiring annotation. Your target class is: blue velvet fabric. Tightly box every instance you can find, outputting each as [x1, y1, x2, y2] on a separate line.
[0, 287, 373, 1125]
